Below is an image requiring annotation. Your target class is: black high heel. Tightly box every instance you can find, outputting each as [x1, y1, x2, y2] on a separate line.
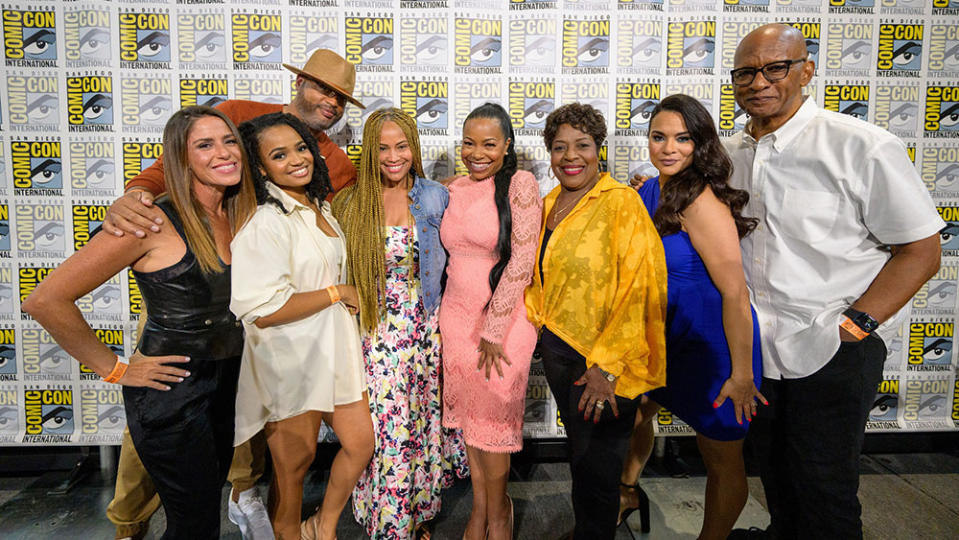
[618, 482, 651, 535]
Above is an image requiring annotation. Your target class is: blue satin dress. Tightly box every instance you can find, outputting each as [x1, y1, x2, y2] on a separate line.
[638, 178, 763, 441]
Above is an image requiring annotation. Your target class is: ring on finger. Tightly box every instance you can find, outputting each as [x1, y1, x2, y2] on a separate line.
[595, 400, 605, 410]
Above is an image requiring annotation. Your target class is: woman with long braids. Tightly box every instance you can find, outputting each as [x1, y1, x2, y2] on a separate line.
[230, 112, 374, 540]
[332, 108, 468, 539]
[626, 94, 765, 540]
[439, 102, 542, 540]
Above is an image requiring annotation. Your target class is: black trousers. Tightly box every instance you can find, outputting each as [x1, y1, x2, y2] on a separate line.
[541, 332, 639, 540]
[123, 357, 240, 540]
[747, 336, 885, 540]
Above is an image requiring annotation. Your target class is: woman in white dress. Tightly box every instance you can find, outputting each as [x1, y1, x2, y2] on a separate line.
[231, 112, 374, 540]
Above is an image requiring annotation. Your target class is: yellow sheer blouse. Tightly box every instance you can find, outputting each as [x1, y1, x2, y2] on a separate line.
[524, 173, 667, 399]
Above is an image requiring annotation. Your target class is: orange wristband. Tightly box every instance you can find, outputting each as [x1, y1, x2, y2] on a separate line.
[839, 316, 869, 341]
[326, 285, 341, 305]
[102, 355, 130, 384]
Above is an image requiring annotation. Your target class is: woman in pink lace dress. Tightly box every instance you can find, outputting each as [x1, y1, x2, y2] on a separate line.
[439, 103, 542, 540]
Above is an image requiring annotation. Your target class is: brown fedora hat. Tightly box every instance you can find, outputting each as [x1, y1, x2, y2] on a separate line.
[283, 49, 366, 109]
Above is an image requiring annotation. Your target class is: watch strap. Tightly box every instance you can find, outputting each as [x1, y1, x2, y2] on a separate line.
[840, 316, 868, 341]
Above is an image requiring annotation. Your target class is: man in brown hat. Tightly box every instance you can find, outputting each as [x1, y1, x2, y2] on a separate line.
[102, 49, 365, 540]
[103, 48, 365, 236]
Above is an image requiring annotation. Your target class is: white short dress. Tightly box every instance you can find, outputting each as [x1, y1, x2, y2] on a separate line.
[230, 182, 366, 446]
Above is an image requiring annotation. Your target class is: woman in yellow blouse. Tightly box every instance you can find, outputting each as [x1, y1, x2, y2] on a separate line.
[525, 102, 668, 540]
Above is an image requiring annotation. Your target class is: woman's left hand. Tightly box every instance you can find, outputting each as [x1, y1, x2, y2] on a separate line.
[713, 376, 768, 425]
[477, 338, 511, 381]
[575, 365, 619, 422]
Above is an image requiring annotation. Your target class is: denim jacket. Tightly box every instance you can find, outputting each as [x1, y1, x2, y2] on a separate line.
[409, 176, 448, 313]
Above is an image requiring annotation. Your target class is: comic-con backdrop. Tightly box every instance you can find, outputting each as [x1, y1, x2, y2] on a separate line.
[0, 0, 956, 446]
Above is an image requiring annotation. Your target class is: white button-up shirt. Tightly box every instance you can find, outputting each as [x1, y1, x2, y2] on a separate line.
[726, 98, 945, 379]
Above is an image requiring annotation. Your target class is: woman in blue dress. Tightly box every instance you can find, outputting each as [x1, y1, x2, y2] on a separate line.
[623, 94, 765, 540]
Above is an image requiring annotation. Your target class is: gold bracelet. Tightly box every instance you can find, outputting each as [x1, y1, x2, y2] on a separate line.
[102, 355, 130, 384]
[326, 285, 341, 305]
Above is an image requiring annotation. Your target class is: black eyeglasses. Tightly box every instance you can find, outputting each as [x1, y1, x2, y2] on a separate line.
[730, 58, 807, 86]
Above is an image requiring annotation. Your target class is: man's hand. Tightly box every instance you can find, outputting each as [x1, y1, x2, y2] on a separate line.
[103, 189, 164, 237]
[630, 174, 651, 190]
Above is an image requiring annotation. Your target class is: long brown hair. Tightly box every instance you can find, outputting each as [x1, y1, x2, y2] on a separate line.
[161, 106, 256, 273]
[649, 94, 757, 239]
[332, 108, 425, 332]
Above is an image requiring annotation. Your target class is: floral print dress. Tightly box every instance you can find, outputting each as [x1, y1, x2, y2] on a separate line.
[352, 225, 469, 539]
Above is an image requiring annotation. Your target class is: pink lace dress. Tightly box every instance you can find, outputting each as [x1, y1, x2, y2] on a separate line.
[439, 170, 542, 452]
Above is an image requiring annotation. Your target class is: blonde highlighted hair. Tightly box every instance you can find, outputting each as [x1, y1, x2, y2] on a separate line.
[333, 108, 424, 332]
[161, 105, 256, 274]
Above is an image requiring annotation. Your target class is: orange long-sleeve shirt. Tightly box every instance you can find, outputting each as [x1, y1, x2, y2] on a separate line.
[125, 100, 357, 197]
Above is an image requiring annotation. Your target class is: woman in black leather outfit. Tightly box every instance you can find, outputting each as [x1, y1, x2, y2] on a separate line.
[23, 106, 256, 539]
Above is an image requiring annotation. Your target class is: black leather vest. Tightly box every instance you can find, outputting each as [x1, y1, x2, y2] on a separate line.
[133, 197, 243, 360]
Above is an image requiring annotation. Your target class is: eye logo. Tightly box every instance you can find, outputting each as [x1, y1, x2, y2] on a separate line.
[877, 24, 923, 75]
[121, 77, 173, 131]
[869, 380, 899, 422]
[66, 75, 114, 131]
[902, 379, 951, 422]
[562, 19, 610, 72]
[345, 16, 394, 68]
[2, 9, 57, 66]
[824, 84, 869, 121]
[508, 80, 554, 135]
[16, 203, 64, 257]
[920, 146, 959, 194]
[10, 139, 62, 193]
[400, 16, 447, 69]
[825, 23, 872, 72]
[454, 17, 502, 73]
[666, 21, 716, 73]
[122, 141, 163, 187]
[232, 12, 282, 67]
[118, 11, 171, 66]
[6, 74, 59, 130]
[289, 15, 337, 65]
[614, 82, 661, 134]
[178, 12, 227, 67]
[908, 321, 955, 368]
[874, 85, 919, 137]
[80, 386, 125, 434]
[928, 25, 959, 74]
[64, 9, 111, 66]
[924, 86, 959, 137]
[400, 80, 449, 134]
[72, 204, 107, 251]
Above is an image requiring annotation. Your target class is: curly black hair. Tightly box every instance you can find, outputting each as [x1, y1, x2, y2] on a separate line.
[543, 102, 607, 149]
[237, 112, 332, 212]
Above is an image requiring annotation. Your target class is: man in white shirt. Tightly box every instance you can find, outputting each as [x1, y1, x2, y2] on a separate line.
[726, 24, 944, 539]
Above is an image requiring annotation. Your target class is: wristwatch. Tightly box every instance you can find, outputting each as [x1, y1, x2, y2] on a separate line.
[597, 367, 617, 383]
[840, 307, 879, 340]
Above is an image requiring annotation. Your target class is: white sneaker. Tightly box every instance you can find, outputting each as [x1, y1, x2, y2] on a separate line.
[228, 487, 275, 540]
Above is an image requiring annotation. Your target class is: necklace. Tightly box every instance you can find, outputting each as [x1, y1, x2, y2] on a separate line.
[550, 192, 583, 226]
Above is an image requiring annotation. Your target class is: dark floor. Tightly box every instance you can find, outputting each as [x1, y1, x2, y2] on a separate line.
[0, 438, 957, 539]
